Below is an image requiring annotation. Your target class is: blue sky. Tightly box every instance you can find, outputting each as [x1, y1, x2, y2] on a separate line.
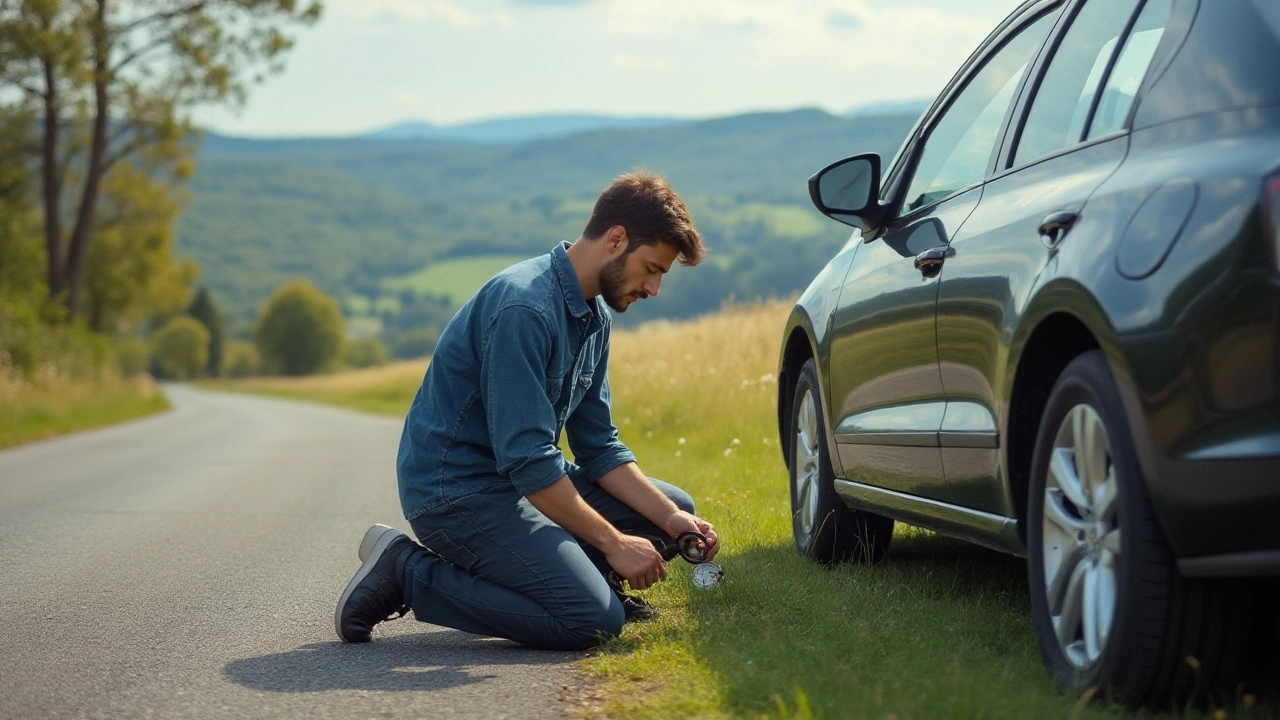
[195, 0, 1024, 137]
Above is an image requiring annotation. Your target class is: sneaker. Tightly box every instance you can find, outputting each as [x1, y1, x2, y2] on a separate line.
[358, 524, 406, 562]
[606, 572, 659, 623]
[618, 592, 659, 623]
[335, 528, 416, 643]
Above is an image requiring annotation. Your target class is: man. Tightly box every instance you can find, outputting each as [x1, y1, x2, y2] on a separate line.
[335, 171, 719, 650]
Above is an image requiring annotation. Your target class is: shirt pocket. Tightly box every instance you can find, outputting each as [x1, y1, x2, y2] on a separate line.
[569, 371, 594, 411]
[545, 373, 565, 404]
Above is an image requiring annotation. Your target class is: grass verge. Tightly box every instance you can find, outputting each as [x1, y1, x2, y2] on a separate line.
[0, 365, 169, 450]
[200, 303, 1267, 719]
[200, 359, 428, 416]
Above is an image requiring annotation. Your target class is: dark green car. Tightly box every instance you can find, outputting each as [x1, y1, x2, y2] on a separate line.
[777, 0, 1280, 707]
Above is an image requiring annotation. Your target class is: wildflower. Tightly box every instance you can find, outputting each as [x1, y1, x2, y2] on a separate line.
[678, 437, 686, 445]
[675, 450, 682, 457]
[723, 448, 734, 456]
[732, 438, 740, 445]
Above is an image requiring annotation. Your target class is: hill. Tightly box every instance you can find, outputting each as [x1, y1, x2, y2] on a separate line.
[364, 114, 689, 143]
[177, 108, 917, 349]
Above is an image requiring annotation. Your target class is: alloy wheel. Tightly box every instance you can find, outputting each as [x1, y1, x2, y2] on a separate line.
[793, 388, 822, 537]
[1041, 403, 1122, 670]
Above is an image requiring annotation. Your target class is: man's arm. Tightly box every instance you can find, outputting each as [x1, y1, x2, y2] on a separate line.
[525, 476, 668, 589]
[596, 462, 719, 562]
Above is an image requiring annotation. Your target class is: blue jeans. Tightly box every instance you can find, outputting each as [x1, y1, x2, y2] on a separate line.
[404, 468, 694, 650]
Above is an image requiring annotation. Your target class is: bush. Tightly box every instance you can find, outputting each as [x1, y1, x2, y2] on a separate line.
[344, 337, 387, 368]
[388, 327, 440, 360]
[254, 280, 345, 376]
[223, 340, 260, 378]
[114, 335, 150, 377]
[150, 316, 210, 380]
[0, 296, 108, 379]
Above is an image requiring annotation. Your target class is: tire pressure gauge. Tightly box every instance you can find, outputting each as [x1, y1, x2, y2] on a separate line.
[675, 531, 724, 589]
[691, 560, 724, 589]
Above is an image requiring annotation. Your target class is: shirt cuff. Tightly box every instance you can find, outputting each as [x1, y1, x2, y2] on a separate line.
[576, 445, 638, 483]
[508, 452, 569, 496]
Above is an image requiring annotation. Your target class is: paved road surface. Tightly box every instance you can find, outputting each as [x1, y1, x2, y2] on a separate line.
[0, 385, 580, 719]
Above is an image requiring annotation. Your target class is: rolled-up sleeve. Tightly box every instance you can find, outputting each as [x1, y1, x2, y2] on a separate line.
[480, 305, 566, 495]
[566, 330, 635, 482]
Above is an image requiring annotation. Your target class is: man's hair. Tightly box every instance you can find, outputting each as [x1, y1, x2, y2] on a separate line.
[582, 170, 705, 266]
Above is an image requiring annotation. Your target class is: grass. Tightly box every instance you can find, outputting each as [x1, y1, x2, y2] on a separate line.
[381, 254, 531, 304]
[0, 361, 169, 450]
[201, 303, 1270, 719]
[201, 359, 428, 416]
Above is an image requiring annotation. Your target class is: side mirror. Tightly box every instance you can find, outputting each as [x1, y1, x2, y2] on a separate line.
[808, 153, 886, 233]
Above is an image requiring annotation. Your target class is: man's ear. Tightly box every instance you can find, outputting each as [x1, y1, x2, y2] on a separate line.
[604, 225, 629, 256]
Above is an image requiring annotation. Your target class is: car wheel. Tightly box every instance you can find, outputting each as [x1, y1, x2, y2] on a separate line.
[1027, 351, 1247, 707]
[790, 357, 894, 565]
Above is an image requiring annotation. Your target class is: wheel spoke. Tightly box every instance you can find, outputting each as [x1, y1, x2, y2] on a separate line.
[1044, 488, 1088, 536]
[1099, 527, 1122, 554]
[1047, 544, 1087, 615]
[1077, 408, 1109, 501]
[1094, 467, 1118, 522]
[1055, 560, 1088, 649]
[1083, 562, 1100, 661]
[1049, 447, 1089, 511]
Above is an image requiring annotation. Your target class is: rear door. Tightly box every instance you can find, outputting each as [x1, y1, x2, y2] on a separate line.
[934, 0, 1175, 515]
[827, 7, 1059, 501]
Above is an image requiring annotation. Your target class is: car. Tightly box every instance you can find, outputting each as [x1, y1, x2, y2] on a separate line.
[777, 0, 1280, 708]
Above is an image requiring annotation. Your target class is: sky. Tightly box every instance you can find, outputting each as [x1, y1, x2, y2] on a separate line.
[195, 0, 1025, 138]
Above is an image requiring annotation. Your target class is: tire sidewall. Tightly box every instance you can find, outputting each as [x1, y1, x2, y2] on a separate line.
[790, 358, 835, 559]
[1027, 351, 1144, 695]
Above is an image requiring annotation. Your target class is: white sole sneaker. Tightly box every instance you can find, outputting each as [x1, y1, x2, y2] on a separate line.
[358, 524, 405, 562]
[335, 525, 408, 642]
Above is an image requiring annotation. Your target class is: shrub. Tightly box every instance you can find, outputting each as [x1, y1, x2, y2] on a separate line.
[188, 287, 225, 376]
[254, 280, 345, 376]
[151, 316, 210, 380]
[344, 337, 387, 368]
[223, 340, 260, 378]
[114, 335, 150, 377]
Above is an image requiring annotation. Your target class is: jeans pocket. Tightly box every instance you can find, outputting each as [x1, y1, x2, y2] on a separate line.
[421, 529, 480, 571]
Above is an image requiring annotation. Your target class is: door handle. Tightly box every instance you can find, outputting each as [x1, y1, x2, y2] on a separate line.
[913, 245, 949, 278]
[1038, 210, 1079, 248]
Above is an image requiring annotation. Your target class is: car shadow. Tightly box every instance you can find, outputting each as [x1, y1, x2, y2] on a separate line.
[224, 630, 578, 694]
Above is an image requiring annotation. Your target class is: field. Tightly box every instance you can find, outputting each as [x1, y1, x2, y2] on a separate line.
[381, 254, 532, 304]
[209, 303, 1264, 719]
[0, 364, 169, 450]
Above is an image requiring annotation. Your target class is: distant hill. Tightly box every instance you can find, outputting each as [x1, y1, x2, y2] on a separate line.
[363, 114, 690, 144]
[179, 108, 918, 346]
[844, 99, 931, 119]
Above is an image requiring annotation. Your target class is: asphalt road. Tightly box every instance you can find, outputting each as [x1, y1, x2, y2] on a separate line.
[0, 385, 580, 719]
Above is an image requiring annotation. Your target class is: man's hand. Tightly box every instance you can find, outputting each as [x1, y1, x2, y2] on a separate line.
[606, 534, 667, 590]
[664, 510, 720, 562]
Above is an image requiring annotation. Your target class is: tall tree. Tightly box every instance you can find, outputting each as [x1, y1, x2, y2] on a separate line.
[0, 0, 321, 319]
[187, 285, 222, 375]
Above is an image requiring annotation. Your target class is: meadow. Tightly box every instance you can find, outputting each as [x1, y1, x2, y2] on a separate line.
[212, 303, 1265, 719]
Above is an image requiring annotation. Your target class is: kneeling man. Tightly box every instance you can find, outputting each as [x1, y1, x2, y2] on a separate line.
[336, 171, 719, 650]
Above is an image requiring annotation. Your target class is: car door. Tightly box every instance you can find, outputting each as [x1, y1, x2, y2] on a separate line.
[827, 6, 1059, 501]
[934, 0, 1175, 515]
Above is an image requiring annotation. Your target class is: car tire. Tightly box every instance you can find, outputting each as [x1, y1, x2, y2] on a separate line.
[1027, 351, 1248, 707]
[790, 357, 894, 565]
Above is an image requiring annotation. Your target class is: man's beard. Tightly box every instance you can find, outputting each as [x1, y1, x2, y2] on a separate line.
[598, 254, 645, 312]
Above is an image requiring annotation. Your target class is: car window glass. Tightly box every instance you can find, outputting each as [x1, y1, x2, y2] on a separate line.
[902, 12, 1055, 215]
[1013, 0, 1142, 166]
[1088, 0, 1172, 139]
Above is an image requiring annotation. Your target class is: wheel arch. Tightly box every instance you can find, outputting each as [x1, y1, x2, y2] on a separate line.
[778, 314, 819, 471]
[1005, 283, 1128, 544]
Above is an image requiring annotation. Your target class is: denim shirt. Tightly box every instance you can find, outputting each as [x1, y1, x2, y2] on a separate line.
[396, 242, 636, 521]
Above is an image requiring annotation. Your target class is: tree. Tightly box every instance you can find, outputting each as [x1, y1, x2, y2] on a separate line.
[187, 285, 222, 375]
[150, 314, 207, 379]
[0, 0, 321, 320]
[82, 162, 197, 331]
[344, 337, 386, 369]
[254, 279, 344, 376]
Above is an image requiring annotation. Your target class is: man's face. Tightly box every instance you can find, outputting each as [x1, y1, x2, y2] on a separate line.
[598, 240, 678, 313]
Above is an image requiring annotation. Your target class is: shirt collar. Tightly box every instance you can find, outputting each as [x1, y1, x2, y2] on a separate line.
[552, 241, 597, 321]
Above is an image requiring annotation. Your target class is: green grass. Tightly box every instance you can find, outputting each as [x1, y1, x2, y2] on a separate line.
[0, 375, 170, 450]
[198, 360, 427, 418]
[203, 304, 1270, 719]
[382, 254, 531, 304]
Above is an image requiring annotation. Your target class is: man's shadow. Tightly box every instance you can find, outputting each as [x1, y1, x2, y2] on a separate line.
[224, 630, 578, 693]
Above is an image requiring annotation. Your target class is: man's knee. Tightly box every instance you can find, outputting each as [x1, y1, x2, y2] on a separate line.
[562, 597, 625, 650]
[663, 482, 695, 515]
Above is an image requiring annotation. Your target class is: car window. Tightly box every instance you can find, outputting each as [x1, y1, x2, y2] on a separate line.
[1013, 0, 1143, 166]
[901, 12, 1056, 215]
[1087, 0, 1172, 139]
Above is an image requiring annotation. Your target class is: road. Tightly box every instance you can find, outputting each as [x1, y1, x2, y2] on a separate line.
[0, 385, 581, 719]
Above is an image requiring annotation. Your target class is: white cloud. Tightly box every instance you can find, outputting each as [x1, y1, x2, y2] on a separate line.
[609, 54, 674, 71]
